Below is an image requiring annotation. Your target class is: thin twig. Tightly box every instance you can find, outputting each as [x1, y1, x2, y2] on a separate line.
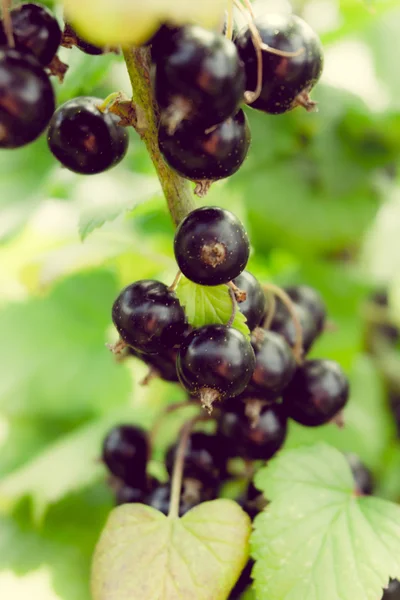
[1, 0, 14, 47]
[227, 284, 238, 327]
[149, 400, 200, 449]
[263, 291, 276, 330]
[225, 0, 234, 39]
[168, 270, 182, 292]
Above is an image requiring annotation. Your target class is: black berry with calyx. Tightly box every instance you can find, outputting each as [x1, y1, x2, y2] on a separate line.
[112, 280, 186, 354]
[285, 284, 326, 333]
[174, 206, 250, 286]
[158, 109, 251, 194]
[62, 22, 104, 55]
[177, 324, 256, 411]
[0, 48, 55, 149]
[218, 400, 287, 460]
[47, 96, 129, 174]
[232, 271, 266, 331]
[235, 13, 323, 114]
[346, 453, 374, 496]
[269, 297, 319, 354]
[282, 359, 349, 426]
[251, 328, 296, 399]
[102, 424, 149, 486]
[383, 579, 400, 600]
[155, 24, 245, 129]
[0, 3, 61, 66]
[115, 484, 147, 505]
[165, 432, 226, 485]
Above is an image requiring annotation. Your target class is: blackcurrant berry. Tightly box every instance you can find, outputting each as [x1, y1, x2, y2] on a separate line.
[0, 3, 61, 65]
[235, 13, 323, 114]
[158, 109, 251, 188]
[251, 328, 296, 399]
[47, 96, 129, 174]
[177, 325, 256, 409]
[148, 23, 180, 63]
[269, 298, 319, 354]
[285, 285, 326, 333]
[282, 359, 349, 426]
[102, 424, 148, 486]
[165, 432, 226, 485]
[63, 22, 104, 55]
[115, 484, 146, 505]
[0, 48, 55, 149]
[129, 347, 179, 383]
[155, 24, 245, 128]
[218, 400, 287, 460]
[383, 579, 400, 600]
[112, 280, 186, 354]
[174, 206, 250, 286]
[232, 271, 266, 331]
[346, 453, 373, 496]
[145, 480, 207, 516]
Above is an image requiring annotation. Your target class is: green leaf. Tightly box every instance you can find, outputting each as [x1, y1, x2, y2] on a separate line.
[0, 270, 131, 419]
[92, 499, 251, 600]
[78, 172, 160, 240]
[251, 443, 400, 600]
[176, 276, 250, 338]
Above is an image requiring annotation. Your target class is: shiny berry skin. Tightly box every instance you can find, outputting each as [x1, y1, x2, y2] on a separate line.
[232, 271, 266, 331]
[0, 3, 61, 65]
[116, 484, 146, 505]
[129, 347, 179, 382]
[47, 96, 129, 174]
[112, 280, 186, 354]
[251, 329, 296, 399]
[155, 25, 245, 128]
[63, 22, 104, 55]
[174, 206, 250, 286]
[0, 49, 55, 149]
[177, 324, 256, 403]
[218, 401, 287, 460]
[282, 359, 349, 426]
[270, 298, 319, 354]
[158, 109, 251, 184]
[102, 425, 148, 486]
[383, 580, 400, 600]
[346, 454, 373, 496]
[165, 432, 226, 485]
[235, 13, 323, 114]
[285, 285, 326, 333]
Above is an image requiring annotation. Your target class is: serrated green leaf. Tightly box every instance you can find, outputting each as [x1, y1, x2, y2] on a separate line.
[176, 277, 250, 338]
[92, 499, 251, 600]
[251, 443, 400, 600]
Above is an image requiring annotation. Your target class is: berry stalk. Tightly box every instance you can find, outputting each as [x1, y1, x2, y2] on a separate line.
[123, 46, 197, 225]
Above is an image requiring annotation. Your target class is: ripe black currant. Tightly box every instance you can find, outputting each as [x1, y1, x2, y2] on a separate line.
[0, 3, 61, 66]
[269, 298, 320, 354]
[63, 22, 104, 55]
[0, 48, 55, 149]
[129, 347, 179, 383]
[102, 424, 149, 486]
[145, 480, 209, 516]
[383, 579, 400, 600]
[174, 206, 250, 286]
[158, 109, 251, 188]
[282, 359, 349, 426]
[251, 328, 296, 399]
[218, 400, 287, 460]
[285, 285, 326, 333]
[232, 271, 266, 331]
[155, 24, 245, 128]
[165, 432, 226, 485]
[177, 324, 256, 409]
[235, 13, 323, 114]
[112, 280, 186, 354]
[47, 96, 129, 174]
[346, 453, 373, 496]
[115, 484, 146, 505]
[148, 23, 180, 63]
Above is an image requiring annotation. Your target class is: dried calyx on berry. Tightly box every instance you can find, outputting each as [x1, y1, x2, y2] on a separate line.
[235, 13, 323, 114]
[174, 206, 250, 286]
[62, 21, 105, 55]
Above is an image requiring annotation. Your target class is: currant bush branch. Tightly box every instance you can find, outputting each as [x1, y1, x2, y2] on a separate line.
[123, 46, 197, 226]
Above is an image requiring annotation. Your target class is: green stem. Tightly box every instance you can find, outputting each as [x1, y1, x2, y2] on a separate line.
[123, 47, 197, 226]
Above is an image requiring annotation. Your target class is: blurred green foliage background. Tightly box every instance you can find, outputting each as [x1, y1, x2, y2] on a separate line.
[1, 0, 400, 598]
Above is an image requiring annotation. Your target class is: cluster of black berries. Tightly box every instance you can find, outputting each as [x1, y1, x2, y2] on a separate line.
[111, 205, 350, 467]
[1, 4, 323, 185]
